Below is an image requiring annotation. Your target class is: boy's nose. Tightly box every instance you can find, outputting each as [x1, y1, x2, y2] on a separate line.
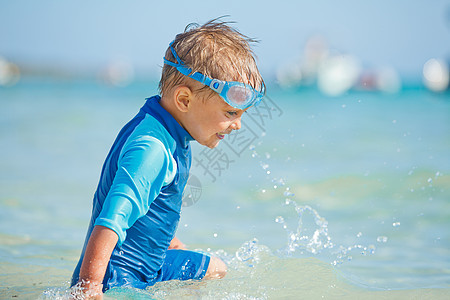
[231, 117, 241, 130]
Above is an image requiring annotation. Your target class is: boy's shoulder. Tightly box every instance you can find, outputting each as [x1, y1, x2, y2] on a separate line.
[125, 114, 177, 156]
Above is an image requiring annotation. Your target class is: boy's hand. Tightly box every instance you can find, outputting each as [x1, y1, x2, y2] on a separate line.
[70, 280, 103, 300]
[168, 236, 187, 250]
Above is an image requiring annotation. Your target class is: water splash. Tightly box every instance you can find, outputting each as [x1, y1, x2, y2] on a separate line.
[251, 145, 378, 267]
[233, 238, 271, 269]
[273, 197, 378, 266]
[276, 201, 334, 256]
[40, 281, 84, 300]
[143, 239, 384, 299]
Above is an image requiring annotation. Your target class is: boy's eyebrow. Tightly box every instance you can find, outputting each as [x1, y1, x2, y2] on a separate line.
[223, 104, 247, 114]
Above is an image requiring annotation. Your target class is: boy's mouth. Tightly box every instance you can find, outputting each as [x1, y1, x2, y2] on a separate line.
[216, 130, 232, 140]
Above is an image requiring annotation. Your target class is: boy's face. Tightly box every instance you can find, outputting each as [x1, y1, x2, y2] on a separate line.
[185, 94, 246, 149]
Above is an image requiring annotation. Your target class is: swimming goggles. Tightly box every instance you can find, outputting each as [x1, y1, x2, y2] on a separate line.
[163, 41, 265, 110]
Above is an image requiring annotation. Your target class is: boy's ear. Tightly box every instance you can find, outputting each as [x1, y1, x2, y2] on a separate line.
[173, 86, 192, 113]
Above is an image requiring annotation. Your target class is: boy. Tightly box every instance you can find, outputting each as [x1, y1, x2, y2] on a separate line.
[71, 19, 265, 298]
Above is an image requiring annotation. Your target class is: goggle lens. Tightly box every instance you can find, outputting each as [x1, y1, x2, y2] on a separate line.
[226, 85, 253, 107]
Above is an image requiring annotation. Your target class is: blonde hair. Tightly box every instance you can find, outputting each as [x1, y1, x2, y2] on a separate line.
[159, 18, 265, 98]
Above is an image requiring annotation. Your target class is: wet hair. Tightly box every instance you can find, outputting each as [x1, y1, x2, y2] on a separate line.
[159, 17, 265, 99]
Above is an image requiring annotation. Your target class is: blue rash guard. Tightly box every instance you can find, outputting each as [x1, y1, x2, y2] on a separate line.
[71, 96, 209, 291]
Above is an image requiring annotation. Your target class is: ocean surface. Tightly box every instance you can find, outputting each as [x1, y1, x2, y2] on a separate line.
[0, 77, 449, 299]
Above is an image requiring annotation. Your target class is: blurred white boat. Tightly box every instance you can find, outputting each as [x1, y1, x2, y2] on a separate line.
[317, 54, 361, 96]
[423, 58, 449, 92]
[0, 57, 20, 86]
[100, 58, 135, 87]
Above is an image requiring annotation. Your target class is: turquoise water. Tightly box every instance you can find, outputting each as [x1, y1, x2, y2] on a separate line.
[1, 78, 449, 299]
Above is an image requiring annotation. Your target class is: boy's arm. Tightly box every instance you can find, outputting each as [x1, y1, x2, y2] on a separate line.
[77, 225, 118, 299]
[95, 136, 177, 246]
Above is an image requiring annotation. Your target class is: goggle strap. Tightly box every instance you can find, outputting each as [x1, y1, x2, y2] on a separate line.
[163, 58, 178, 68]
[168, 41, 181, 64]
[164, 41, 191, 76]
[164, 41, 207, 84]
[188, 69, 206, 84]
[163, 58, 191, 76]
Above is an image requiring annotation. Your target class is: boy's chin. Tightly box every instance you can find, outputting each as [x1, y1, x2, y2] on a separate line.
[198, 139, 221, 149]
[206, 141, 220, 149]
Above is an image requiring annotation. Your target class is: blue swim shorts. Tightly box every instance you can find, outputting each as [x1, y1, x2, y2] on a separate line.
[100, 249, 211, 291]
[159, 249, 211, 282]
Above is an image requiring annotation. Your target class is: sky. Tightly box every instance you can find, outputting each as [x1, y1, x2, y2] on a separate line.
[1, 0, 449, 81]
